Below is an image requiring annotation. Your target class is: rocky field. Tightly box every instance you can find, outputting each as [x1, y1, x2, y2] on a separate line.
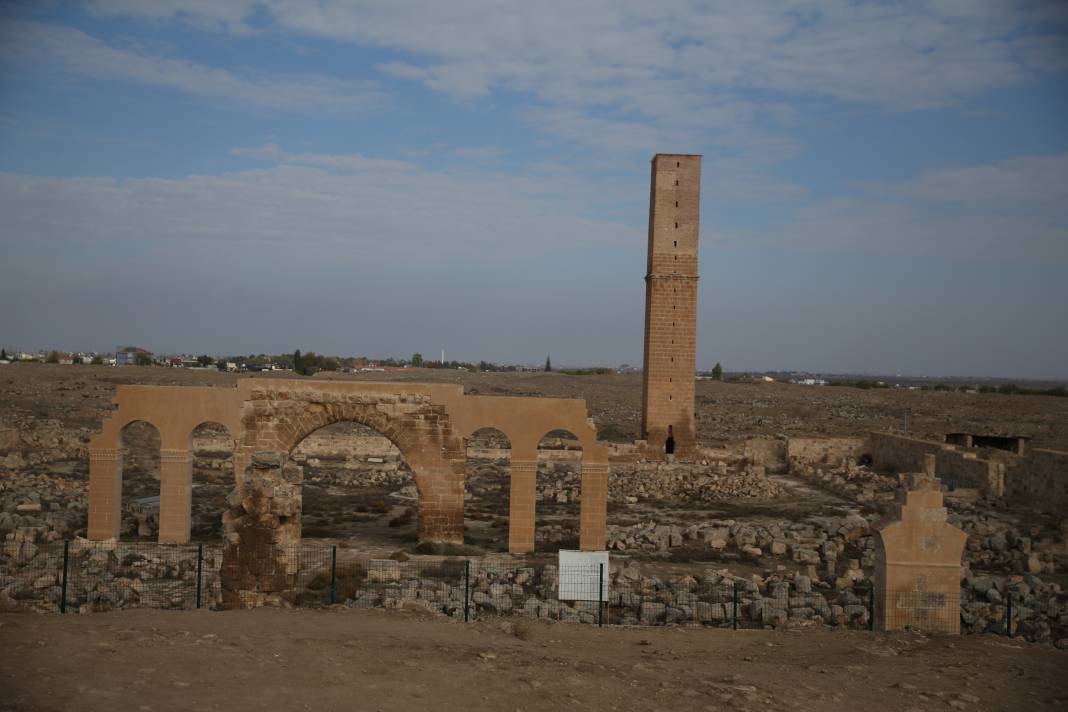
[2, 363, 1067, 647]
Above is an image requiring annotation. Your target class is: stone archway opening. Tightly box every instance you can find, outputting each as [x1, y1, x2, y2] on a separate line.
[536, 429, 583, 552]
[119, 420, 161, 541]
[189, 421, 234, 541]
[290, 421, 416, 553]
[464, 427, 512, 552]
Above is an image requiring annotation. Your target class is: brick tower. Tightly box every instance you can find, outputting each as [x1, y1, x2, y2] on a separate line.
[641, 154, 701, 456]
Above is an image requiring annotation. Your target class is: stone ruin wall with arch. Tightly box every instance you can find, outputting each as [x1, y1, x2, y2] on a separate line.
[86, 379, 609, 557]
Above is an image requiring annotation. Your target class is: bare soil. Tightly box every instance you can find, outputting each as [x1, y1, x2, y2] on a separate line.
[3, 363, 1068, 450]
[1, 607, 1065, 712]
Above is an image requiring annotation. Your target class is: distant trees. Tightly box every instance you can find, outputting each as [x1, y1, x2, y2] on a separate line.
[45, 351, 60, 364]
[411, 353, 424, 367]
[545, 355, 552, 372]
[135, 353, 153, 366]
[293, 349, 304, 375]
[711, 362, 723, 381]
[90, 355, 104, 365]
[196, 354, 214, 367]
[0, 349, 6, 360]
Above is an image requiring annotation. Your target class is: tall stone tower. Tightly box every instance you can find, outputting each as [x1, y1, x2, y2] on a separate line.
[641, 154, 701, 455]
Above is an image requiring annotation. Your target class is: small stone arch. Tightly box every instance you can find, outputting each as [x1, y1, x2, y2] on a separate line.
[535, 429, 583, 551]
[189, 421, 236, 541]
[464, 427, 513, 551]
[118, 419, 161, 541]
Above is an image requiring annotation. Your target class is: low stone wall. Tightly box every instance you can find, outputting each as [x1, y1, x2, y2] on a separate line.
[786, 437, 867, 466]
[868, 432, 1002, 495]
[1005, 448, 1068, 513]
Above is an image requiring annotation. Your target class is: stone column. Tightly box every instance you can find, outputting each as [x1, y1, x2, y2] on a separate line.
[508, 460, 537, 554]
[415, 457, 465, 545]
[88, 447, 121, 540]
[221, 451, 302, 609]
[233, 446, 253, 489]
[579, 462, 608, 551]
[158, 448, 193, 544]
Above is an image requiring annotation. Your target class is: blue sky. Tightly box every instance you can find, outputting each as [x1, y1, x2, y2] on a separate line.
[1, 1, 1066, 378]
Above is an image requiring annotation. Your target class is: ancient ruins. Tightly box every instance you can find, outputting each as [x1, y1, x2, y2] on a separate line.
[1, 153, 1063, 642]
[86, 379, 608, 553]
[641, 154, 701, 456]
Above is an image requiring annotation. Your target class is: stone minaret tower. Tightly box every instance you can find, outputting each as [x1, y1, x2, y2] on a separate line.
[641, 154, 701, 455]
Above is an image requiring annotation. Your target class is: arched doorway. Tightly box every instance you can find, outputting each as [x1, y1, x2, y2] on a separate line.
[118, 420, 161, 540]
[189, 421, 235, 541]
[291, 421, 416, 553]
[464, 427, 512, 552]
[535, 429, 583, 552]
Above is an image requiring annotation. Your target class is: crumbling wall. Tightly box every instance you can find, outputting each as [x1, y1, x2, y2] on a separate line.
[220, 451, 303, 609]
[868, 432, 1002, 495]
[1005, 448, 1068, 512]
[786, 437, 866, 466]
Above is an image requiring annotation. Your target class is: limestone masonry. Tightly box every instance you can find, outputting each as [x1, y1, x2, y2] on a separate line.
[641, 153, 701, 455]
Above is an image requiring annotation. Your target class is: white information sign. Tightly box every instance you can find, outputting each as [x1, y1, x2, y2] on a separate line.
[557, 550, 609, 601]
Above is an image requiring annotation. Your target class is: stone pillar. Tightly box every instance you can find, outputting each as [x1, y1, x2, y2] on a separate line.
[158, 448, 193, 544]
[873, 474, 967, 634]
[221, 451, 302, 609]
[415, 458, 465, 545]
[508, 460, 536, 554]
[579, 462, 608, 551]
[233, 446, 253, 489]
[88, 447, 121, 540]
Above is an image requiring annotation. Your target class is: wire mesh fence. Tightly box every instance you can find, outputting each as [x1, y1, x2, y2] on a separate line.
[0, 540, 1020, 638]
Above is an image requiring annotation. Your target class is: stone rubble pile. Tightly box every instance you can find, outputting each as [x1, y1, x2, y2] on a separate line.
[790, 461, 900, 504]
[0, 472, 87, 542]
[605, 513, 877, 575]
[608, 462, 785, 503]
[0, 537, 221, 613]
[0, 418, 90, 472]
[960, 570, 1068, 647]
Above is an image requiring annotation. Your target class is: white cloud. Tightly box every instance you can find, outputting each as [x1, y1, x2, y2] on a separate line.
[232, 143, 420, 173]
[769, 152, 1068, 262]
[83, 0, 1068, 111]
[0, 19, 382, 112]
[0, 159, 636, 259]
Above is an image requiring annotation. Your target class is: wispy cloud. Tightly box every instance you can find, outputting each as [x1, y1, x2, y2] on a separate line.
[0, 19, 382, 112]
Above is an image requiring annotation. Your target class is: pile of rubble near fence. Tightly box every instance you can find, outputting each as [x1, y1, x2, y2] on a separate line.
[0, 537, 222, 613]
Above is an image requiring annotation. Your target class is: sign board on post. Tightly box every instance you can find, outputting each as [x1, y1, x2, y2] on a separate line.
[557, 550, 609, 601]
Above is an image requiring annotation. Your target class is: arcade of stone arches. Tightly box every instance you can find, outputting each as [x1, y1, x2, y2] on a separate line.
[87, 379, 609, 553]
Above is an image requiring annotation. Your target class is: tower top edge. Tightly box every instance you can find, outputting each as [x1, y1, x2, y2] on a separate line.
[652, 153, 702, 160]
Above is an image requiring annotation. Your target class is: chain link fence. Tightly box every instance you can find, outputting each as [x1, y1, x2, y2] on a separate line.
[0, 540, 1022, 638]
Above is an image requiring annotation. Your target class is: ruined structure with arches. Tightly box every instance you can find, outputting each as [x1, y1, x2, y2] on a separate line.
[87, 379, 609, 554]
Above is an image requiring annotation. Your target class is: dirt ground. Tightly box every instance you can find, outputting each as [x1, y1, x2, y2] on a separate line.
[1, 608, 1065, 712]
[4, 363, 1068, 451]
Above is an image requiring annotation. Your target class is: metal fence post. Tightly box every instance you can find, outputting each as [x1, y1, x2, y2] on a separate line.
[732, 581, 738, 630]
[1006, 591, 1013, 638]
[868, 587, 875, 631]
[598, 563, 604, 627]
[60, 539, 69, 614]
[463, 559, 471, 623]
[330, 545, 338, 605]
[195, 543, 204, 609]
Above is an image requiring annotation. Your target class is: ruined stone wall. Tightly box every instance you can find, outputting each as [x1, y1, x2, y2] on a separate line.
[786, 437, 866, 466]
[641, 154, 700, 454]
[868, 432, 1002, 495]
[1005, 448, 1068, 512]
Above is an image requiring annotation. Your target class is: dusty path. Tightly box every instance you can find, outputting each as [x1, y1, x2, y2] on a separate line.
[1, 608, 1065, 712]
